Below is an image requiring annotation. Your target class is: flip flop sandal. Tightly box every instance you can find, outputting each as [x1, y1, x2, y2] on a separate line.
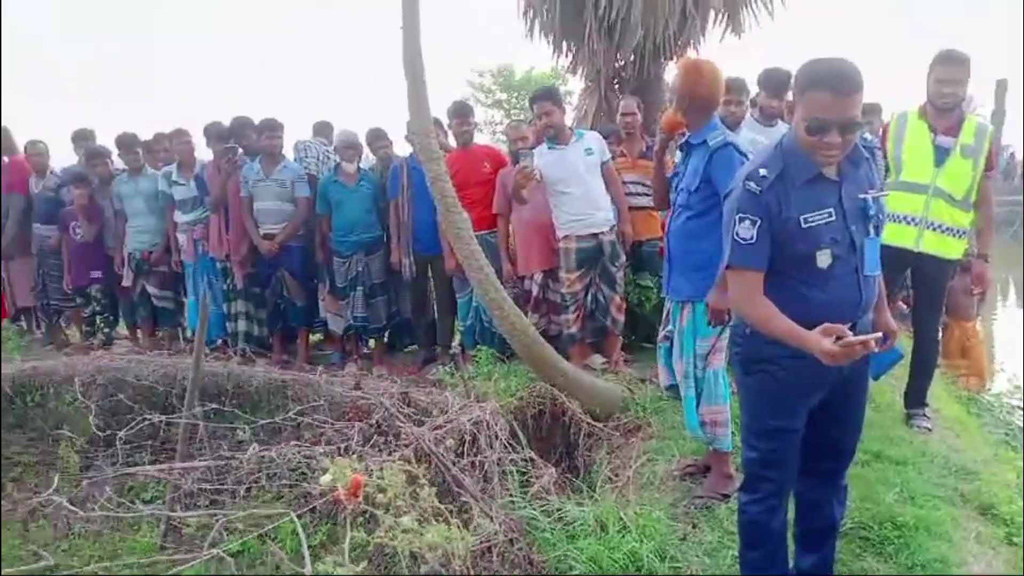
[673, 457, 711, 480]
[423, 362, 451, 381]
[689, 475, 742, 509]
[584, 354, 609, 371]
[689, 489, 737, 509]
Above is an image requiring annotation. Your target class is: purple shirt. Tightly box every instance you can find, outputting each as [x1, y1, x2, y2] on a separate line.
[60, 204, 112, 289]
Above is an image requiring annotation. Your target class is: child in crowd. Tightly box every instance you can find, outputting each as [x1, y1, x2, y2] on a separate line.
[60, 172, 117, 349]
[941, 259, 988, 392]
[597, 123, 624, 159]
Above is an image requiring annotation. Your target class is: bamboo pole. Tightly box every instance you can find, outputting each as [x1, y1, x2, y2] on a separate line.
[159, 291, 210, 545]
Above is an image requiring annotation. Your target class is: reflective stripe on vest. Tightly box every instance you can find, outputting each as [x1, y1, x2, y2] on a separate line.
[881, 110, 991, 260]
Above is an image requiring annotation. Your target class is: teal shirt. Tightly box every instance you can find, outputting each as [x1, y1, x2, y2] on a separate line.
[112, 168, 169, 252]
[316, 168, 385, 257]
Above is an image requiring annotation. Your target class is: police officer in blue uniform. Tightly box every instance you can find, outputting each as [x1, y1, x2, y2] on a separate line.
[723, 58, 900, 575]
[860, 102, 887, 180]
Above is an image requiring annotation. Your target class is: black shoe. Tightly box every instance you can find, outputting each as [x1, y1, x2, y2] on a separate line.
[905, 408, 933, 433]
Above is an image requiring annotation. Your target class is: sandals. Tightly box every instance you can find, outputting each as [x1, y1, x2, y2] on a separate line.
[690, 487, 738, 509]
[905, 408, 934, 433]
[673, 457, 711, 480]
[584, 354, 608, 371]
[689, 474, 742, 509]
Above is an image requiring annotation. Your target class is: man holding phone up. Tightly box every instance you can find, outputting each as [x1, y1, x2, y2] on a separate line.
[494, 120, 562, 348]
[723, 59, 898, 575]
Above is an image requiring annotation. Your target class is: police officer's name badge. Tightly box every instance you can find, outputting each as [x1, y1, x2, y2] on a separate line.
[816, 248, 833, 270]
[734, 214, 761, 245]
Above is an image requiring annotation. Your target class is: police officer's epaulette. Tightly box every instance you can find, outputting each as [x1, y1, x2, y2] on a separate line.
[741, 163, 776, 196]
[707, 130, 744, 153]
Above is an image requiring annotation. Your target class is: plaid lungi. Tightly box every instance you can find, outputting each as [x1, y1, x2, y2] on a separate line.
[558, 227, 626, 346]
[35, 246, 76, 325]
[325, 243, 395, 339]
[252, 243, 317, 334]
[121, 251, 181, 330]
[657, 299, 733, 452]
[230, 271, 269, 352]
[517, 268, 563, 340]
[452, 230, 511, 355]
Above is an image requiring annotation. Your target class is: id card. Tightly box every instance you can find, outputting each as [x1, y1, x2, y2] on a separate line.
[864, 236, 882, 276]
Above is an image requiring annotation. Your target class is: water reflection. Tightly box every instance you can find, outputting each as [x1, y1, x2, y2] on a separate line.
[979, 238, 1023, 425]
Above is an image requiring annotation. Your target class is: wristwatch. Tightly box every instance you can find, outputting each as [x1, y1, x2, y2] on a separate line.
[973, 252, 991, 263]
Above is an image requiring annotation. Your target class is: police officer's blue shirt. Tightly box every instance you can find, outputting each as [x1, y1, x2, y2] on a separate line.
[859, 132, 886, 182]
[664, 115, 749, 301]
[723, 131, 882, 332]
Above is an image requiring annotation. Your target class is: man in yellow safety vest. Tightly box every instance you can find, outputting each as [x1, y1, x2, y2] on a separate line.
[881, 49, 996, 433]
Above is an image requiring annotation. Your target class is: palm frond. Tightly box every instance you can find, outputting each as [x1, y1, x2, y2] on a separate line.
[521, 0, 777, 130]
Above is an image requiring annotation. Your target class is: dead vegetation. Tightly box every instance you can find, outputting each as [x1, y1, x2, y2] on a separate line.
[1, 355, 637, 574]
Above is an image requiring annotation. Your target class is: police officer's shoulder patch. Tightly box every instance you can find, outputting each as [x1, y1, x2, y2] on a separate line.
[741, 158, 778, 196]
[733, 214, 762, 245]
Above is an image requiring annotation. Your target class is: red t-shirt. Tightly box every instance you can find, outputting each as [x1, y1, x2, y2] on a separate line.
[2, 155, 34, 258]
[446, 144, 508, 233]
[2, 154, 32, 197]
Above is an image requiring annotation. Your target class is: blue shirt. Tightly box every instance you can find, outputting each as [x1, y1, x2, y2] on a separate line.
[113, 168, 168, 252]
[387, 154, 443, 257]
[664, 116, 749, 301]
[723, 131, 881, 332]
[316, 168, 385, 257]
[858, 132, 886, 185]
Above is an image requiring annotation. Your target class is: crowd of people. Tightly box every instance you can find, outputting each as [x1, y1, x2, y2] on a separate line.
[3, 45, 997, 575]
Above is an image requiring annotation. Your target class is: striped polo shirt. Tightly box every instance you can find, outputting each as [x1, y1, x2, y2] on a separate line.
[240, 156, 311, 237]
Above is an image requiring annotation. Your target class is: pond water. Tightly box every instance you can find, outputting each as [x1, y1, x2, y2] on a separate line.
[981, 237, 1023, 426]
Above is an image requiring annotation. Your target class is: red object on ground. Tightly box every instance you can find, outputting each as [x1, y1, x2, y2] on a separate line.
[333, 473, 367, 507]
[1, 290, 9, 320]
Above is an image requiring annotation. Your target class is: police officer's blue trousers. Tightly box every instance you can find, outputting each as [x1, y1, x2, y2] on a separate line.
[736, 353, 870, 575]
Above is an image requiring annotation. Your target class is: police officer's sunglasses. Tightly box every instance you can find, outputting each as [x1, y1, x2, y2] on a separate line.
[803, 118, 864, 139]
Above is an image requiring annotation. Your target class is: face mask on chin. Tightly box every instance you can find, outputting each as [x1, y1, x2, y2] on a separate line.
[340, 161, 359, 175]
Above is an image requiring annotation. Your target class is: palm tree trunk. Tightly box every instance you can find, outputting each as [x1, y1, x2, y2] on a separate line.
[401, 0, 624, 419]
[625, 66, 668, 137]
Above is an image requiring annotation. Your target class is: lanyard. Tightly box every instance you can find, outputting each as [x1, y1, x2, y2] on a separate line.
[858, 191, 887, 237]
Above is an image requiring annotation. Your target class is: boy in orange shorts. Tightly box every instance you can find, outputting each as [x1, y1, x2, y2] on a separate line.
[941, 259, 988, 391]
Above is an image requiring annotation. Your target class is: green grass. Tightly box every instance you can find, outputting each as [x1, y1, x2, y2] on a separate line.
[439, 347, 539, 405]
[2, 323, 24, 359]
[2, 341, 1021, 574]
[517, 347, 1023, 575]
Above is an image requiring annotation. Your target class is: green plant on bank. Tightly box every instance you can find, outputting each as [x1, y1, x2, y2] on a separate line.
[2, 323, 23, 359]
[440, 346, 539, 405]
[315, 457, 473, 574]
[624, 272, 663, 346]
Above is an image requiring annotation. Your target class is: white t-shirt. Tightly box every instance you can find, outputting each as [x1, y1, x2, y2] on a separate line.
[737, 113, 789, 153]
[533, 130, 617, 238]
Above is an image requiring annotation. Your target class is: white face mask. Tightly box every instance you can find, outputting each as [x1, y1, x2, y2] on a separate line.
[340, 161, 358, 175]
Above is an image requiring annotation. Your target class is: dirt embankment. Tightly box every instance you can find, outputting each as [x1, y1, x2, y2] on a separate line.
[1, 356, 643, 574]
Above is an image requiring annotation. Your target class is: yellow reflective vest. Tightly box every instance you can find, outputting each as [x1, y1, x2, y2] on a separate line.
[881, 110, 991, 260]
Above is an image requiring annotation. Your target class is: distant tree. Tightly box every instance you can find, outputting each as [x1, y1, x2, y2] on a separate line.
[467, 64, 575, 139]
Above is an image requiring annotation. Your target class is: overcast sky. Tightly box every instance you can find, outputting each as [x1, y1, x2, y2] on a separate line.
[2, 0, 1021, 167]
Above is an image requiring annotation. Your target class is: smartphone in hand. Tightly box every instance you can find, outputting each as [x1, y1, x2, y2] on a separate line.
[835, 332, 884, 348]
